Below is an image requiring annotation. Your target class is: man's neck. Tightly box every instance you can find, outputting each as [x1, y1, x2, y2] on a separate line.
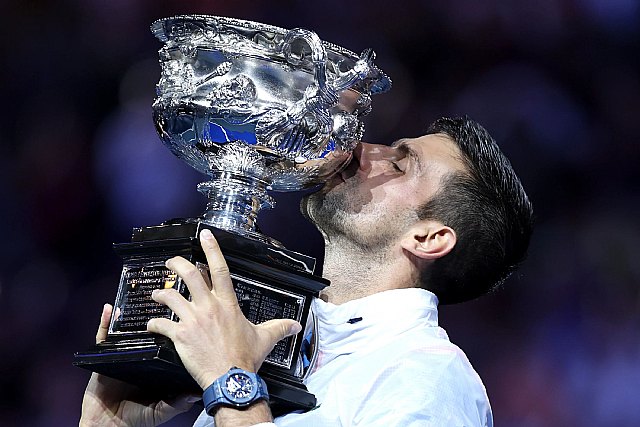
[320, 237, 414, 305]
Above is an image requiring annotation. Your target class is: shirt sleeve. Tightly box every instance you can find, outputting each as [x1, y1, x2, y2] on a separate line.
[192, 409, 278, 427]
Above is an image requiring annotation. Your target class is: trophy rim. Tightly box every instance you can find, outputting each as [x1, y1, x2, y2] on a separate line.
[150, 14, 392, 95]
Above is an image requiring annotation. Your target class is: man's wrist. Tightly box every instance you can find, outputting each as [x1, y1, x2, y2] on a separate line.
[203, 368, 269, 416]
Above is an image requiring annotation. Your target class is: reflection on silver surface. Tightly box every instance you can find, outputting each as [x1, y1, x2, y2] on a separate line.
[151, 15, 391, 242]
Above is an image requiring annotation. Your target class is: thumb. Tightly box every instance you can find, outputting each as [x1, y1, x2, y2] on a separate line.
[95, 303, 112, 344]
[259, 318, 302, 346]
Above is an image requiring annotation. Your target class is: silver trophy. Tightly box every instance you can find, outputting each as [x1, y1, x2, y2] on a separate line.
[151, 15, 390, 242]
[75, 15, 390, 414]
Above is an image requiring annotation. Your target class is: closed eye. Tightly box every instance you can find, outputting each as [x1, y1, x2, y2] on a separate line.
[389, 155, 409, 173]
[391, 140, 422, 175]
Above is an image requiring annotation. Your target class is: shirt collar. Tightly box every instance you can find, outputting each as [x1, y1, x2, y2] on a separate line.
[311, 288, 440, 368]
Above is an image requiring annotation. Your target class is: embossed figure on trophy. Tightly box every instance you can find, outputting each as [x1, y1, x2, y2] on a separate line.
[255, 30, 377, 164]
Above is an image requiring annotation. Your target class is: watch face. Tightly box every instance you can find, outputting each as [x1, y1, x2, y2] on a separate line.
[224, 372, 256, 403]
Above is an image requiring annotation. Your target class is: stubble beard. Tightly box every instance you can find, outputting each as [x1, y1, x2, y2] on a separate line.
[301, 180, 353, 241]
[301, 177, 403, 251]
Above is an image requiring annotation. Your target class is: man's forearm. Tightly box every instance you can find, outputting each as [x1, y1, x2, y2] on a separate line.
[214, 401, 274, 427]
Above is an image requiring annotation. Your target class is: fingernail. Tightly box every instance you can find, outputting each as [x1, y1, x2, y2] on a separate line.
[290, 322, 302, 335]
[200, 228, 213, 240]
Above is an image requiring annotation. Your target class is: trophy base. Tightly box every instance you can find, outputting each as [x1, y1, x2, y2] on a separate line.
[74, 220, 327, 415]
[74, 337, 317, 415]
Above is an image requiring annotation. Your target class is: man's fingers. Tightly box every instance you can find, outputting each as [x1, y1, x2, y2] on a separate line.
[147, 317, 176, 340]
[151, 288, 191, 320]
[95, 303, 112, 344]
[258, 319, 302, 348]
[166, 256, 211, 303]
[199, 229, 237, 302]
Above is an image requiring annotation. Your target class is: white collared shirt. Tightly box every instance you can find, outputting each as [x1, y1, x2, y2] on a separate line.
[194, 288, 493, 426]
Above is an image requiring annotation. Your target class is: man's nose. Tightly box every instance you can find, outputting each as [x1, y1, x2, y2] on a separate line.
[352, 142, 391, 171]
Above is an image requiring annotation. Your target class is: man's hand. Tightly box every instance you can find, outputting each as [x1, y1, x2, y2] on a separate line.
[147, 228, 302, 422]
[80, 304, 199, 427]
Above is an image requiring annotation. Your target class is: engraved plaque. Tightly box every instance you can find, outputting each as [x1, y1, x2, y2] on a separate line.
[233, 274, 305, 369]
[110, 263, 184, 334]
[109, 263, 306, 369]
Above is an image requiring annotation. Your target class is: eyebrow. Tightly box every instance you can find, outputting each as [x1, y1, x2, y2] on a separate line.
[391, 139, 423, 174]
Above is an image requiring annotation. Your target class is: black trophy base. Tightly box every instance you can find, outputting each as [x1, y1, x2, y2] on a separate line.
[74, 220, 327, 416]
[74, 337, 317, 415]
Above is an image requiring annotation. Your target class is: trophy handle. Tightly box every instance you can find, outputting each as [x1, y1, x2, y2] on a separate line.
[282, 28, 329, 91]
[255, 29, 375, 158]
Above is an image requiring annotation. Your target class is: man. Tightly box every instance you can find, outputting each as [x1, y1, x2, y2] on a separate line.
[80, 116, 533, 426]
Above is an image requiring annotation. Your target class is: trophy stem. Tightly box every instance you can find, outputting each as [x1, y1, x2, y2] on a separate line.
[197, 171, 280, 246]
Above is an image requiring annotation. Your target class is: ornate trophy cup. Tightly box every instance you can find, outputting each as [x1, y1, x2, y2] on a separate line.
[74, 15, 390, 413]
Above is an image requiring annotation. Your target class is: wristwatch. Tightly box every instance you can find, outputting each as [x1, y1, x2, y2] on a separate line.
[203, 367, 269, 415]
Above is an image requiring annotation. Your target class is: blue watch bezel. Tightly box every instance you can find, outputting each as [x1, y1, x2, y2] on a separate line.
[203, 367, 269, 415]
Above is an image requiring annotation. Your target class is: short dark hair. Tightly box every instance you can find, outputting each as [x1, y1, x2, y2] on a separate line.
[418, 116, 534, 304]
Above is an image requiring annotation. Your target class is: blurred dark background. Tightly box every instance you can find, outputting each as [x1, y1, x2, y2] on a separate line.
[1, 1, 639, 426]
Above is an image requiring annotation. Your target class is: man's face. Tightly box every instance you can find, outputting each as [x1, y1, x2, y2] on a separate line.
[302, 133, 466, 249]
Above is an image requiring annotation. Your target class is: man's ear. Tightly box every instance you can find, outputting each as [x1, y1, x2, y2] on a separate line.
[400, 221, 457, 261]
